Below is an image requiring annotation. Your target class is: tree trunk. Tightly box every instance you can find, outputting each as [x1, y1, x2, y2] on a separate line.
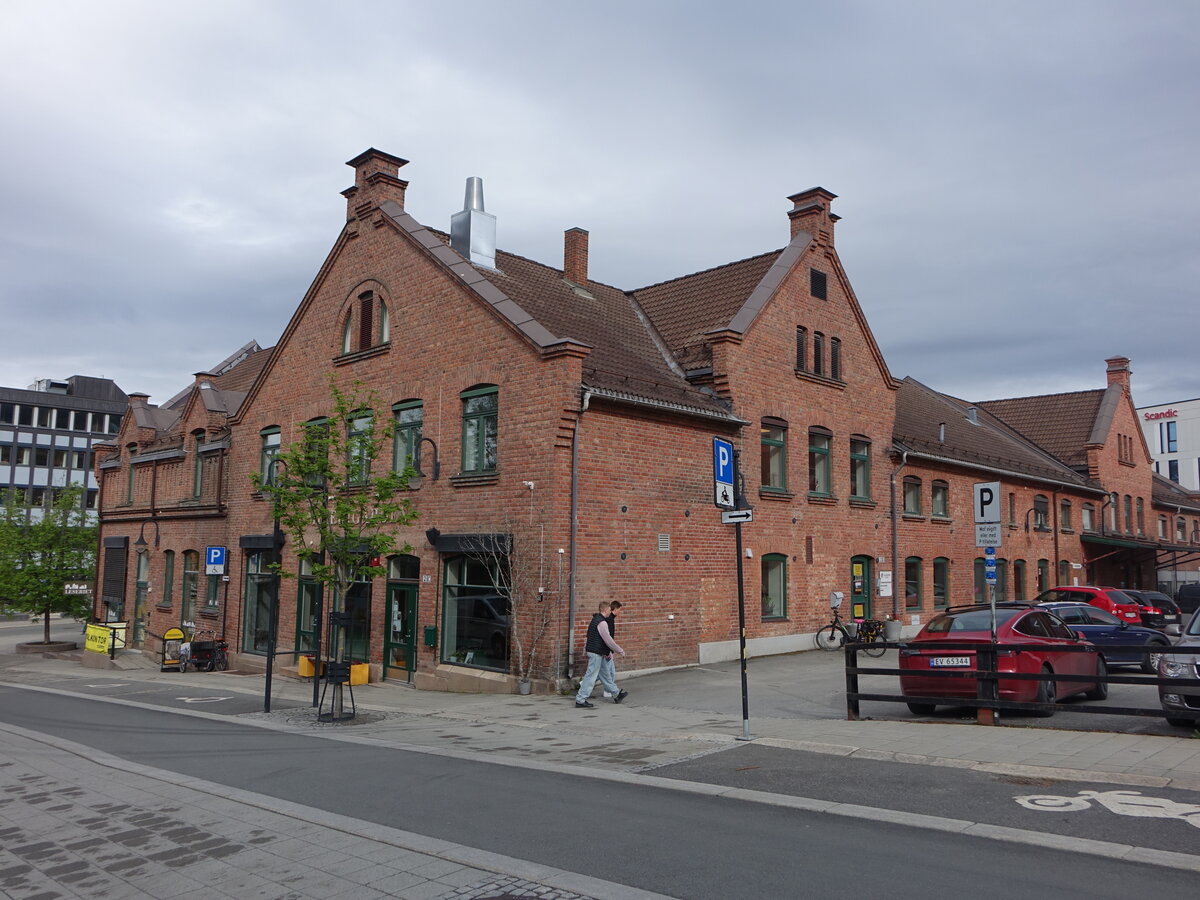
[42, 609, 50, 644]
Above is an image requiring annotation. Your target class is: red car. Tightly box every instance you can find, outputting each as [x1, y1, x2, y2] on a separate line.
[1033, 586, 1142, 624]
[899, 604, 1106, 716]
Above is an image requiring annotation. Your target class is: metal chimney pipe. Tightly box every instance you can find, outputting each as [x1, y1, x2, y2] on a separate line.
[463, 176, 485, 211]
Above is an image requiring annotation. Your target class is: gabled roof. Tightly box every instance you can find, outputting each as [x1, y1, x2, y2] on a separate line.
[631, 250, 783, 370]
[977, 389, 1108, 470]
[376, 203, 738, 423]
[894, 378, 1100, 490]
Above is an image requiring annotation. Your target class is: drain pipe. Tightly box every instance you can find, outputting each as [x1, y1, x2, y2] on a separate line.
[889, 450, 908, 619]
[567, 389, 591, 679]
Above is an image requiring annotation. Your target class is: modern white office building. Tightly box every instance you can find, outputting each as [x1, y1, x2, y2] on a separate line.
[1138, 397, 1200, 492]
[0, 375, 127, 519]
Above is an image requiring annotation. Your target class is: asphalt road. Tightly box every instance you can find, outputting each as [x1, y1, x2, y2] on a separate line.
[1, 687, 1194, 899]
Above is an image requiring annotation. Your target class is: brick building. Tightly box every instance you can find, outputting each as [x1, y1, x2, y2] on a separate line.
[93, 149, 1200, 690]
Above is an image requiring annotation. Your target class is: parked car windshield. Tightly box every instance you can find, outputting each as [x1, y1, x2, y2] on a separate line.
[925, 608, 1023, 633]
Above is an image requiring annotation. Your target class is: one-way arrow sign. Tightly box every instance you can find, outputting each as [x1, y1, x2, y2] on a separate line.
[721, 509, 753, 524]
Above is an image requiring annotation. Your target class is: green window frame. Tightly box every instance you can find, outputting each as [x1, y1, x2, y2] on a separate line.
[905, 556, 922, 609]
[161, 550, 174, 607]
[931, 480, 949, 518]
[849, 437, 870, 499]
[760, 420, 787, 492]
[808, 428, 831, 496]
[461, 385, 498, 474]
[260, 427, 281, 486]
[933, 557, 949, 607]
[903, 476, 922, 515]
[761, 553, 787, 620]
[1060, 499, 1072, 531]
[346, 411, 373, 486]
[181, 550, 199, 624]
[1037, 558, 1049, 592]
[243, 549, 278, 654]
[392, 400, 423, 473]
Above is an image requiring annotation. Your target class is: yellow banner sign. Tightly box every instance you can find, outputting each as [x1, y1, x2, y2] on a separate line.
[85, 622, 127, 654]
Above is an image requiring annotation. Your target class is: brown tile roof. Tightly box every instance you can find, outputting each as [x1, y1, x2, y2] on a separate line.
[977, 390, 1106, 469]
[1152, 473, 1200, 513]
[486, 247, 735, 417]
[894, 378, 1098, 489]
[212, 345, 273, 395]
[631, 251, 782, 371]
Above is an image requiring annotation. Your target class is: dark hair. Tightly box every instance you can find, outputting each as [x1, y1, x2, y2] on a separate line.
[610, 601, 623, 610]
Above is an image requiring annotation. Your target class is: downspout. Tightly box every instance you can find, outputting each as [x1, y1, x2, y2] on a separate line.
[92, 463, 107, 622]
[216, 443, 226, 513]
[567, 388, 591, 679]
[889, 450, 908, 619]
[1052, 489, 1060, 584]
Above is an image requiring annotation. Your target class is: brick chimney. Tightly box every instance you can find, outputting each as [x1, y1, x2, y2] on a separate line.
[1105, 356, 1131, 393]
[787, 187, 839, 243]
[342, 148, 409, 220]
[564, 227, 589, 284]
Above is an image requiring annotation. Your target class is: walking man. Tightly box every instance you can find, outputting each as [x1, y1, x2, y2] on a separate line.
[575, 600, 627, 708]
[602, 600, 622, 699]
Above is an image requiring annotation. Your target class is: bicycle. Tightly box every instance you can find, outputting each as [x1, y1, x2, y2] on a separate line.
[815, 609, 888, 657]
[180, 628, 229, 672]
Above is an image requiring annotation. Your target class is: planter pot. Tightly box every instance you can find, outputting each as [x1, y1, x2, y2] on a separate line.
[298, 655, 325, 678]
[517, 678, 532, 695]
[884, 619, 903, 641]
[349, 662, 369, 685]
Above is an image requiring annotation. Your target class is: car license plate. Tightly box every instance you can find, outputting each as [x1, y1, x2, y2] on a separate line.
[930, 656, 971, 667]
[1124, 612, 1137, 618]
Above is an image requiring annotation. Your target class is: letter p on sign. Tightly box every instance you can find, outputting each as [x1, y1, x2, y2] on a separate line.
[974, 481, 1001, 524]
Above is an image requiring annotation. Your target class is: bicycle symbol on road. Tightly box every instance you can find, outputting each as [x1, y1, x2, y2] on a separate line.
[1015, 790, 1200, 827]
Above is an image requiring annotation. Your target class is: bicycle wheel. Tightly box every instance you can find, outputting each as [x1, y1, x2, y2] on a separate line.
[815, 624, 846, 651]
[862, 632, 887, 658]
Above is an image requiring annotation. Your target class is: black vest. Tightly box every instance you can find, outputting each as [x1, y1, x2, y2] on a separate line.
[585, 612, 609, 656]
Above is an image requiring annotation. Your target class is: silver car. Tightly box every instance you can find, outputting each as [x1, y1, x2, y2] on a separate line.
[1158, 609, 1200, 728]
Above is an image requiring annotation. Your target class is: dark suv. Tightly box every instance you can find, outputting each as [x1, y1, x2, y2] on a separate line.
[1121, 589, 1180, 627]
[1176, 584, 1200, 616]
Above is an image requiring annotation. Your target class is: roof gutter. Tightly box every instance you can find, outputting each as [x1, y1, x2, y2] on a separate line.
[584, 385, 746, 425]
[895, 445, 1107, 496]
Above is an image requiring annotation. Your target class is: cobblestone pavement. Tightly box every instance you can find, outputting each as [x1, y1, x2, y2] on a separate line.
[0, 724, 667, 900]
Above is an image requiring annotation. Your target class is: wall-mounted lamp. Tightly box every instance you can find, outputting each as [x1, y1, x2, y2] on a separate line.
[134, 519, 160, 549]
[414, 437, 441, 481]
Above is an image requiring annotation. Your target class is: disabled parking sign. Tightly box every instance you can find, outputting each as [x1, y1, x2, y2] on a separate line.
[205, 546, 226, 575]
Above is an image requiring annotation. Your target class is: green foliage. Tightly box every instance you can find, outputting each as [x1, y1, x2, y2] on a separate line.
[250, 379, 419, 595]
[0, 483, 96, 629]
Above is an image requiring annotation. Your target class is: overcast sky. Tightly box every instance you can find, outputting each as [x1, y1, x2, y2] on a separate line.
[2, 0, 1196, 409]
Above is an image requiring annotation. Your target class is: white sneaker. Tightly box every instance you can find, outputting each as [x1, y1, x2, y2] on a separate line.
[602, 691, 613, 698]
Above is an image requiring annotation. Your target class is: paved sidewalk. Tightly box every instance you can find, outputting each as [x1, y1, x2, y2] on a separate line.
[4, 650, 1200, 793]
[0, 722, 668, 900]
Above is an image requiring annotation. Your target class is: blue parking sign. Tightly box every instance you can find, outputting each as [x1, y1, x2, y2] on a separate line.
[205, 546, 226, 575]
[713, 438, 734, 509]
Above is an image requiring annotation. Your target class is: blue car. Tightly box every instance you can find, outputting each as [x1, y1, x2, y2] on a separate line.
[1039, 601, 1171, 673]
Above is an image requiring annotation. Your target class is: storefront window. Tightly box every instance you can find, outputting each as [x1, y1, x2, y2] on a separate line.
[442, 554, 508, 670]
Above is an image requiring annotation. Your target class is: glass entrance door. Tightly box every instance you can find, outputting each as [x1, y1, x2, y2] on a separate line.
[850, 555, 873, 619]
[133, 551, 149, 644]
[385, 583, 417, 681]
[384, 555, 419, 682]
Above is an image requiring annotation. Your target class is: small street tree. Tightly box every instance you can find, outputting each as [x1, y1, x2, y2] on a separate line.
[0, 483, 96, 643]
[251, 379, 420, 678]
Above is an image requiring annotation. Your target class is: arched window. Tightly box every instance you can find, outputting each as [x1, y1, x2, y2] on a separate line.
[1135, 497, 1144, 535]
[760, 418, 788, 492]
[338, 289, 390, 355]
[161, 550, 175, 607]
[192, 430, 207, 499]
[761, 554, 787, 619]
[830, 337, 842, 380]
[795, 326, 807, 371]
[812, 332, 825, 376]
[461, 385, 498, 474]
[1082, 502, 1096, 532]
[905, 557, 922, 609]
[392, 400, 423, 473]
[1060, 499, 1072, 531]
[1033, 494, 1049, 530]
[933, 558, 949, 607]
[903, 475, 922, 515]
[849, 437, 871, 500]
[260, 426, 281, 486]
[1123, 495, 1133, 534]
[808, 427, 831, 495]
[181, 550, 200, 624]
[931, 480, 949, 518]
[1013, 559, 1027, 602]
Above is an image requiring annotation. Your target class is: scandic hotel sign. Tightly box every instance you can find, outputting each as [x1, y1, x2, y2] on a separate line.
[1143, 409, 1178, 420]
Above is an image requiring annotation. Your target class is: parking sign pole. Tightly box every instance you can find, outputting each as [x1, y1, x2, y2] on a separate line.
[732, 449, 752, 741]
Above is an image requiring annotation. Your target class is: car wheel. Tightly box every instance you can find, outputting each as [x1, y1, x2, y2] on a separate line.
[1085, 656, 1108, 700]
[1033, 666, 1055, 717]
[906, 702, 936, 716]
[1142, 641, 1168, 675]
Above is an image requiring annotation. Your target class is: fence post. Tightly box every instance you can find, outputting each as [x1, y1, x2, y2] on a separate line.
[976, 644, 998, 725]
[845, 642, 860, 721]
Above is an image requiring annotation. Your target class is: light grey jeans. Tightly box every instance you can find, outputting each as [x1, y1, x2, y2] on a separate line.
[575, 651, 619, 702]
